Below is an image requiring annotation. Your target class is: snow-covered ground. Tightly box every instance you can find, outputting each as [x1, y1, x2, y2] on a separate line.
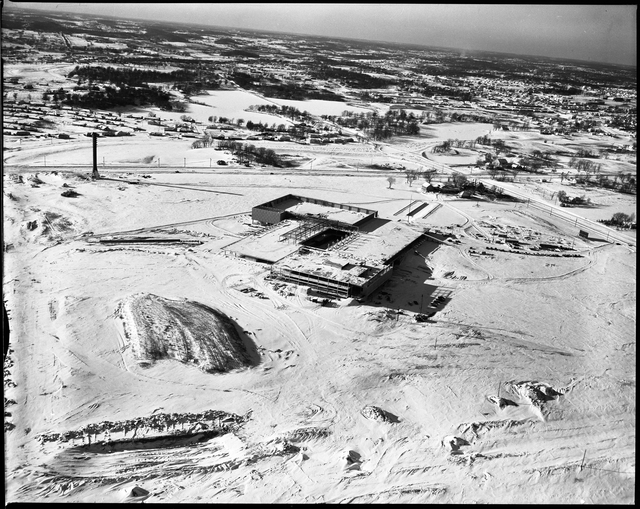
[4, 149, 635, 503]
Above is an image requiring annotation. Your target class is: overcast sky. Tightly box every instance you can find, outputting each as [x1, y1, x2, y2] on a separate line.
[9, 3, 637, 66]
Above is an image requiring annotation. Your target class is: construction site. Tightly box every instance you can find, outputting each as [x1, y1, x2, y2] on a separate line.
[221, 194, 437, 299]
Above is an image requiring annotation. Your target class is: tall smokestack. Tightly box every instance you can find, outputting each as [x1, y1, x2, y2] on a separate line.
[92, 133, 100, 180]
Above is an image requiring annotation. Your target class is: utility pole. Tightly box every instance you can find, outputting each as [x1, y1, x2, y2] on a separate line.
[580, 450, 587, 472]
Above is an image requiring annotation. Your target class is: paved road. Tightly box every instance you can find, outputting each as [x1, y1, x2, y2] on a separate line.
[473, 177, 636, 247]
[5, 149, 635, 249]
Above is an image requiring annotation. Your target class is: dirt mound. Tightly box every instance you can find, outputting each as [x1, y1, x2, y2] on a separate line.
[282, 426, 331, 442]
[37, 408, 247, 446]
[504, 380, 571, 409]
[361, 405, 399, 423]
[119, 294, 258, 373]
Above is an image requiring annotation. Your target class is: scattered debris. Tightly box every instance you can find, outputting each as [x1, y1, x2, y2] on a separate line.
[487, 395, 519, 409]
[342, 449, 362, 471]
[442, 435, 470, 453]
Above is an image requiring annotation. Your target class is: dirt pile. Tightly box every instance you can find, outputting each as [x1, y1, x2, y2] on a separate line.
[361, 405, 398, 423]
[118, 293, 257, 373]
[504, 379, 573, 417]
[36, 408, 246, 446]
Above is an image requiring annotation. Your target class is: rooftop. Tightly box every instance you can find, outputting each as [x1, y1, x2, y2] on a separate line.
[223, 220, 301, 263]
[276, 249, 382, 286]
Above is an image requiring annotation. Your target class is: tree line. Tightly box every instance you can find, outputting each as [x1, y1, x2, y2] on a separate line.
[248, 104, 313, 122]
[325, 109, 420, 140]
[53, 84, 187, 111]
[68, 65, 195, 87]
[230, 71, 344, 101]
[68, 65, 220, 96]
[191, 136, 284, 166]
[310, 65, 397, 89]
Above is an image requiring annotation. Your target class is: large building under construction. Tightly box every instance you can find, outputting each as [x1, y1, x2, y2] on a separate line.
[224, 194, 430, 299]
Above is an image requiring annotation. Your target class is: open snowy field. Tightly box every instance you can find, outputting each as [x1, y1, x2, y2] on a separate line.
[3, 159, 635, 503]
[189, 90, 294, 126]
[268, 97, 372, 117]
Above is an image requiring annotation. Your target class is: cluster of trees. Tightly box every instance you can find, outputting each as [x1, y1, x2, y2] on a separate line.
[400, 168, 438, 187]
[68, 65, 195, 87]
[599, 212, 636, 227]
[539, 85, 582, 96]
[431, 140, 452, 153]
[193, 139, 283, 166]
[329, 109, 420, 140]
[206, 115, 292, 133]
[608, 114, 636, 132]
[68, 65, 219, 96]
[421, 84, 473, 102]
[419, 109, 496, 125]
[387, 167, 445, 189]
[568, 157, 602, 173]
[432, 138, 481, 153]
[311, 65, 396, 89]
[205, 114, 323, 139]
[486, 167, 518, 181]
[245, 120, 289, 133]
[249, 104, 313, 122]
[359, 92, 395, 103]
[475, 135, 508, 155]
[219, 140, 281, 166]
[60, 85, 181, 111]
[575, 148, 599, 158]
[190, 134, 217, 149]
[557, 190, 592, 206]
[567, 171, 636, 194]
[493, 120, 531, 131]
[230, 71, 343, 101]
[41, 87, 67, 103]
[514, 149, 559, 173]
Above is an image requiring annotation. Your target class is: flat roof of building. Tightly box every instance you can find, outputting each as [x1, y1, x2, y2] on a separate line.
[345, 220, 424, 265]
[280, 198, 371, 226]
[276, 249, 382, 286]
[254, 194, 377, 227]
[223, 220, 302, 263]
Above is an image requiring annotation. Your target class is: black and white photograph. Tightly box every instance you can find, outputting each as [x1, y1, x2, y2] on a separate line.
[2, 2, 636, 503]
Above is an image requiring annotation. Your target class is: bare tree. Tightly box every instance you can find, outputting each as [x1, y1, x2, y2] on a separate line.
[422, 169, 435, 183]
